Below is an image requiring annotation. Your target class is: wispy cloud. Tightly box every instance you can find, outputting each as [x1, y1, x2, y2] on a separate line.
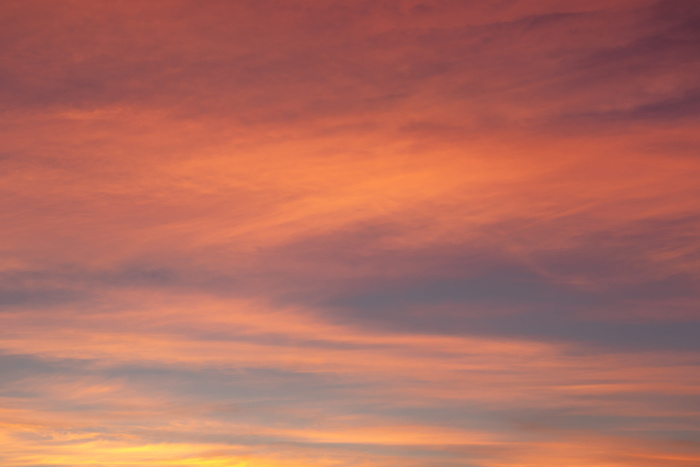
[1, 0, 698, 465]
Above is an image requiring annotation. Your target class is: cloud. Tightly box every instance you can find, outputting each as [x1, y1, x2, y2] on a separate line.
[1, 0, 699, 466]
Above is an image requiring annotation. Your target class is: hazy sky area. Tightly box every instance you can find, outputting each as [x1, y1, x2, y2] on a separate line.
[1, 1, 699, 466]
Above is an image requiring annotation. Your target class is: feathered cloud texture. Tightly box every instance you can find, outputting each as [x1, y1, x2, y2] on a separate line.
[1, 1, 699, 466]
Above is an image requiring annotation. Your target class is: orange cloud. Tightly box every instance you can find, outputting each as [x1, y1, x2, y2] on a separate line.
[1, 1, 699, 466]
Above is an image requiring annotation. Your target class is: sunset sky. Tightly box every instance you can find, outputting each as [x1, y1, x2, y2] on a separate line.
[1, 1, 699, 466]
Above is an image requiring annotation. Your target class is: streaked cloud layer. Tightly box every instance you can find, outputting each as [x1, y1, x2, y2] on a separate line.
[1, 1, 699, 466]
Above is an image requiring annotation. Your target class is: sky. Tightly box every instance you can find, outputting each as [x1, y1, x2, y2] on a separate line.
[1, 0, 699, 466]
